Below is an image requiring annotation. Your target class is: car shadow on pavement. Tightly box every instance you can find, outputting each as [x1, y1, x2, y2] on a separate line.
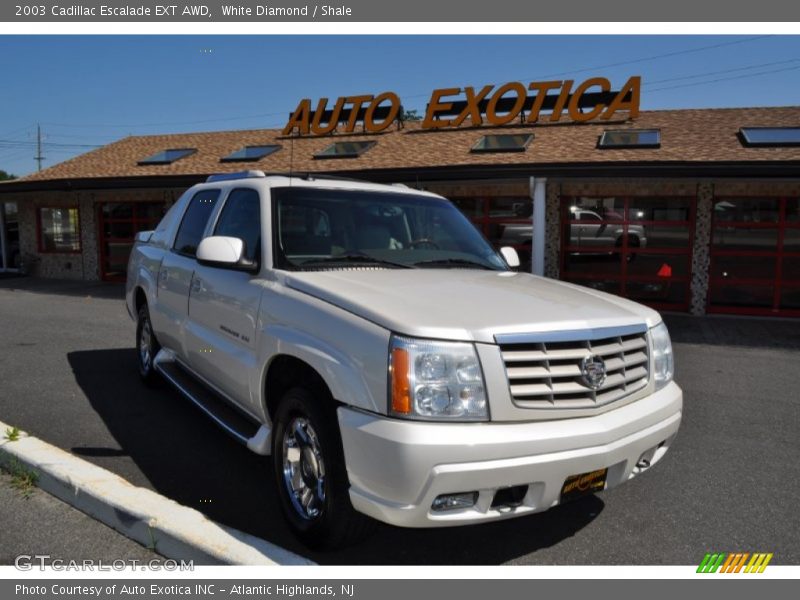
[67, 348, 603, 565]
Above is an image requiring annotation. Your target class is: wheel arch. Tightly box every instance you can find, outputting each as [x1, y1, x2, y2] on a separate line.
[264, 354, 333, 422]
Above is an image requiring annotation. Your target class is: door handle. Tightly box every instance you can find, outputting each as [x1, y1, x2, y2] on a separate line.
[191, 277, 202, 293]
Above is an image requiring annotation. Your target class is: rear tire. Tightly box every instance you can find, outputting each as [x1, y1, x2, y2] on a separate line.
[272, 386, 375, 550]
[136, 304, 162, 386]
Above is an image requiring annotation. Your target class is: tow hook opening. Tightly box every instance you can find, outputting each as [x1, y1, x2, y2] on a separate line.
[491, 485, 529, 509]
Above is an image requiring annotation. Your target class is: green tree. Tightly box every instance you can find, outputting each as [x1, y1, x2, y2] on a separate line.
[0, 170, 17, 181]
[402, 109, 422, 122]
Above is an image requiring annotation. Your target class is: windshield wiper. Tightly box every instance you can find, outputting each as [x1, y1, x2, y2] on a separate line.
[413, 258, 497, 270]
[298, 252, 413, 269]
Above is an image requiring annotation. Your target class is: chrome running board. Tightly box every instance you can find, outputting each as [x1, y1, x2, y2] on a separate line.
[153, 350, 271, 455]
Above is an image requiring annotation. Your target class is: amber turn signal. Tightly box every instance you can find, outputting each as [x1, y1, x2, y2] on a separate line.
[391, 348, 411, 414]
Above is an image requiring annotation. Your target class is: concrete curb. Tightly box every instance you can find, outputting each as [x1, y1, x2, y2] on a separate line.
[0, 420, 314, 566]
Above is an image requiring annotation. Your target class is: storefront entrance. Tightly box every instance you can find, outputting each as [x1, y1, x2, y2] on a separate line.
[0, 201, 20, 272]
[98, 201, 165, 281]
[708, 197, 800, 316]
[560, 196, 695, 312]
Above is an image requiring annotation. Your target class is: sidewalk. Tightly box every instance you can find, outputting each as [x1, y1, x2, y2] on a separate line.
[0, 470, 158, 566]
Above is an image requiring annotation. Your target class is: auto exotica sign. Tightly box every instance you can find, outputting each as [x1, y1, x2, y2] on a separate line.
[283, 76, 641, 136]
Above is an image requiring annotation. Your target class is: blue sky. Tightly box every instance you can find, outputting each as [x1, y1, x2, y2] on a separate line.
[1, 35, 799, 177]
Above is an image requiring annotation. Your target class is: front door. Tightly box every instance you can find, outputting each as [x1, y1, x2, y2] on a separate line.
[0, 202, 19, 271]
[186, 188, 263, 411]
[152, 189, 220, 355]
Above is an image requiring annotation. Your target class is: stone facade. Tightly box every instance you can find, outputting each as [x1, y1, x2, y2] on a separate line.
[690, 183, 714, 315]
[544, 181, 561, 279]
[5, 187, 182, 280]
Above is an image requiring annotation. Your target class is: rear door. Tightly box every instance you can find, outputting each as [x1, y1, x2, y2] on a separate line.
[185, 187, 264, 411]
[153, 189, 220, 355]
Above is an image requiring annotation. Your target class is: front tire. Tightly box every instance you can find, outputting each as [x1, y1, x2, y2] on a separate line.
[136, 304, 162, 386]
[272, 386, 375, 549]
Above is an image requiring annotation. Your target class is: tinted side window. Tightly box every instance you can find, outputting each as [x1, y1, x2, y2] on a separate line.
[173, 190, 220, 256]
[214, 188, 261, 262]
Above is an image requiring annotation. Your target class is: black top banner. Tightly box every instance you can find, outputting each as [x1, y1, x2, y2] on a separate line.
[3, 0, 799, 22]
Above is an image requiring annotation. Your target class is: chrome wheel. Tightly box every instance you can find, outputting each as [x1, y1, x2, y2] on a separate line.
[282, 417, 326, 521]
[139, 316, 152, 371]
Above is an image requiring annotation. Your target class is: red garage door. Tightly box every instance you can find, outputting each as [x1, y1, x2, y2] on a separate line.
[709, 197, 800, 316]
[560, 196, 695, 312]
[98, 202, 166, 282]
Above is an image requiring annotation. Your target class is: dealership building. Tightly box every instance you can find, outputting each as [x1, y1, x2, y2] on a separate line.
[1, 82, 799, 317]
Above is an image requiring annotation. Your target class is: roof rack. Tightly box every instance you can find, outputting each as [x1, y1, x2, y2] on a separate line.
[205, 170, 266, 183]
[205, 170, 368, 184]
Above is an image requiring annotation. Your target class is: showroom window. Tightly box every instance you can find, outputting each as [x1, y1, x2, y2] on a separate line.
[38, 207, 81, 253]
[450, 196, 533, 272]
[709, 196, 800, 316]
[560, 196, 695, 311]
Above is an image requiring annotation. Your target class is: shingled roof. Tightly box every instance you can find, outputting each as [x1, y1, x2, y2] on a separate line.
[6, 106, 800, 187]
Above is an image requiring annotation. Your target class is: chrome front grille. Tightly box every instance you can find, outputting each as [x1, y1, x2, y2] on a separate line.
[497, 327, 650, 409]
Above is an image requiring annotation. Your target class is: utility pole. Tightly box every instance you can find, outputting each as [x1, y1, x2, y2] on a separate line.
[35, 123, 45, 172]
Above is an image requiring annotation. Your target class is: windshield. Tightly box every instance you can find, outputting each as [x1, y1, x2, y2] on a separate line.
[272, 187, 508, 271]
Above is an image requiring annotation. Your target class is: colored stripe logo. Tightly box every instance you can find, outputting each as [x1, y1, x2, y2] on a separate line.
[697, 552, 773, 573]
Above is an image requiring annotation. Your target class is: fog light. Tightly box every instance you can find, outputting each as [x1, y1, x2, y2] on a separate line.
[431, 492, 478, 512]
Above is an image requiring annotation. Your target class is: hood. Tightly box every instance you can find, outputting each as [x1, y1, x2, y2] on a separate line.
[284, 269, 660, 343]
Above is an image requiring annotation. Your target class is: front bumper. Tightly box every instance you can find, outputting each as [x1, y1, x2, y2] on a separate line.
[337, 381, 682, 528]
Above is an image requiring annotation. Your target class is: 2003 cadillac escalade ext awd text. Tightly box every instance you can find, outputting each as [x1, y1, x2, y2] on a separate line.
[125, 172, 682, 549]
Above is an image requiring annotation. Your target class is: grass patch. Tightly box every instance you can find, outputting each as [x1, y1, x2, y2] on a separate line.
[4, 426, 21, 442]
[2, 458, 39, 499]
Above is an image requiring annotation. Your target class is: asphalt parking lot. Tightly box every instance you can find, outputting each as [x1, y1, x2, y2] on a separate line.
[1, 277, 798, 565]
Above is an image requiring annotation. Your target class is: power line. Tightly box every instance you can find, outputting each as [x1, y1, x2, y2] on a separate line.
[400, 35, 777, 100]
[520, 35, 775, 81]
[644, 58, 800, 86]
[0, 139, 102, 148]
[41, 109, 287, 130]
[647, 64, 800, 93]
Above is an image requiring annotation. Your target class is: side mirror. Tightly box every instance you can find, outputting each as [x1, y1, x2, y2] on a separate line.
[196, 236, 257, 272]
[500, 246, 520, 269]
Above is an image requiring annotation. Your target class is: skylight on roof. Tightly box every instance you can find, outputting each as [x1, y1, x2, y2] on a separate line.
[598, 129, 661, 149]
[314, 140, 376, 159]
[221, 145, 281, 162]
[471, 134, 534, 153]
[740, 127, 800, 147]
[138, 148, 197, 165]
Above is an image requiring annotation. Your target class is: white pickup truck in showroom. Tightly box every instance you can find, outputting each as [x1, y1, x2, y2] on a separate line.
[125, 172, 681, 549]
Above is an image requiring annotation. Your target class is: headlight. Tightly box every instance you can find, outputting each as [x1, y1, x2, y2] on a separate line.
[650, 321, 674, 390]
[389, 335, 488, 421]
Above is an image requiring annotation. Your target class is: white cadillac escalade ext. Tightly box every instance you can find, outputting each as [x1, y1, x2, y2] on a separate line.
[125, 172, 682, 549]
